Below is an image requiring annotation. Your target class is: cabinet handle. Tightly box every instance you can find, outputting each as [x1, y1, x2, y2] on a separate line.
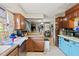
[64, 39, 69, 42]
[72, 42, 76, 44]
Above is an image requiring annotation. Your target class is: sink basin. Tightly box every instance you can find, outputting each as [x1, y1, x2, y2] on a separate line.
[0, 45, 11, 55]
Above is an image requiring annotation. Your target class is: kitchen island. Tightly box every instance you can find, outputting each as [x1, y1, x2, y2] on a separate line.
[26, 32, 44, 52]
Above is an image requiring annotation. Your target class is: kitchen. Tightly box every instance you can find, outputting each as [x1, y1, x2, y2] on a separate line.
[0, 3, 79, 56]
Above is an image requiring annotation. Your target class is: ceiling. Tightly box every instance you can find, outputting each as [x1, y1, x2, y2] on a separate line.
[0, 3, 76, 18]
[19, 3, 76, 17]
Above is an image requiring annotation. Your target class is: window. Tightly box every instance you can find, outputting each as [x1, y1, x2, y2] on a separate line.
[0, 7, 6, 18]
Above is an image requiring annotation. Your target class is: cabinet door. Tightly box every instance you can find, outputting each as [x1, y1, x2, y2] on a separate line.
[59, 37, 64, 51]
[63, 19, 69, 28]
[34, 41, 44, 52]
[70, 41, 79, 56]
[59, 37, 61, 49]
[21, 15, 25, 30]
[64, 41, 70, 56]
[61, 39, 66, 54]
[32, 37, 44, 52]
[14, 13, 25, 30]
[26, 39, 34, 52]
[59, 37, 70, 56]
[68, 19, 74, 29]
[59, 37, 63, 49]
[70, 45, 79, 56]
[14, 14, 21, 29]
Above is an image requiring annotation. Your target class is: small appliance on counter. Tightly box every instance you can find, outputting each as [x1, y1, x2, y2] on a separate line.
[16, 29, 24, 37]
[44, 30, 51, 37]
[62, 28, 74, 36]
[9, 33, 16, 42]
[73, 27, 79, 37]
[62, 27, 79, 37]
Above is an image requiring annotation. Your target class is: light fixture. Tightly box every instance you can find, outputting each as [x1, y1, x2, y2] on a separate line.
[41, 22, 43, 24]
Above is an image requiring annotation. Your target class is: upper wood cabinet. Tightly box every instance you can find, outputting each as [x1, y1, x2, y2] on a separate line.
[62, 17, 69, 28]
[14, 13, 26, 30]
[55, 17, 64, 29]
[65, 4, 79, 19]
[68, 18, 74, 29]
[55, 17, 64, 46]
[64, 4, 79, 29]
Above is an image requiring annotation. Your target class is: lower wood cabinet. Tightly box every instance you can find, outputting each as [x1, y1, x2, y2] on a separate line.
[19, 40, 26, 52]
[26, 37, 44, 52]
[8, 47, 19, 56]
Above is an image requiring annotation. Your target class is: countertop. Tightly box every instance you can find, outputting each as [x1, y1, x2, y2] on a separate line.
[26, 35, 44, 37]
[0, 37, 27, 56]
[3, 37, 28, 46]
[0, 45, 18, 56]
[14, 37, 28, 46]
[27, 32, 42, 35]
[58, 35, 79, 43]
[26, 32, 44, 37]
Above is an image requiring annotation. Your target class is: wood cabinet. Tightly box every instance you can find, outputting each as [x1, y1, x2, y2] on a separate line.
[62, 17, 68, 28]
[64, 4, 79, 29]
[55, 17, 63, 29]
[55, 17, 64, 46]
[14, 13, 26, 30]
[19, 40, 26, 52]
[26, 37, 44, 52]
[33, 38, 44, 52]
[68, 19, 74, 29]
[65, 4, 79, 19]
[26, 39, 34, 52]
[8, 46, 19, 56]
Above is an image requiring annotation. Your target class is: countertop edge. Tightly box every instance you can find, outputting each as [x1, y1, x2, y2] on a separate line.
[58, 35, 79, 43]
[0, 45, 18, 56]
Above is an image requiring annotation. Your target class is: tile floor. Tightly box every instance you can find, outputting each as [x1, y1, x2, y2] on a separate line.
[25, 46, 65, 56]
